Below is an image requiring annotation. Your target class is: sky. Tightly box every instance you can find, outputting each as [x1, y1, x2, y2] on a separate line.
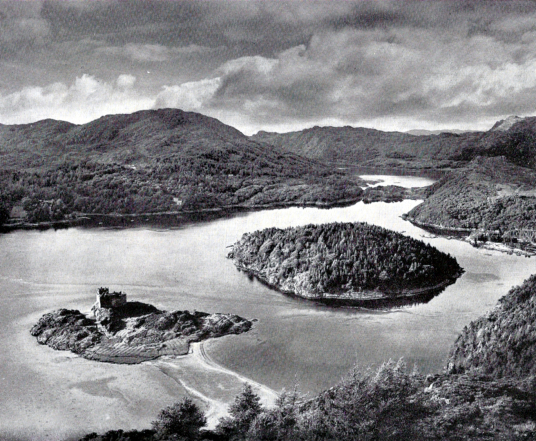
[2, 0, 536, 135]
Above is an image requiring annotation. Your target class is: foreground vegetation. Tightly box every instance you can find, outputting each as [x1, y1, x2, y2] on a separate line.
[80, 275, 536, 440]
[228, 222, 461, 303]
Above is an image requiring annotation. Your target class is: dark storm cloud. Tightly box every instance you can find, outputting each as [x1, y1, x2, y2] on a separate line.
[3, 0, 536, 133]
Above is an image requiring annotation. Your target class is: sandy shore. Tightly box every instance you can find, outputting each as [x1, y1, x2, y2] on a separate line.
[3, 289, 277, 440]
[150, 340, 278, 429]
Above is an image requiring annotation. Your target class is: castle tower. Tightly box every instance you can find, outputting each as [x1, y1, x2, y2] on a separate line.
[95, 287, 127, 309]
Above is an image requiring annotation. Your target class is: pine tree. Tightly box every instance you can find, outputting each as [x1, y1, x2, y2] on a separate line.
[217, 383, 263, 440]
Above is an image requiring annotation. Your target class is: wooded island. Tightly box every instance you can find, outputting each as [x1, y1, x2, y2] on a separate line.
[228, 222, 462, 306]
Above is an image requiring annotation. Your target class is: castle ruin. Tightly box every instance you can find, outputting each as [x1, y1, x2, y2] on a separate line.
[94, 287, 127, 309]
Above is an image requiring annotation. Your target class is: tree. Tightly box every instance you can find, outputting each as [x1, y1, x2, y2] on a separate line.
[151, 398, 206, 440]
[0, 195, 10, 225]
[217, 383, 263, 440]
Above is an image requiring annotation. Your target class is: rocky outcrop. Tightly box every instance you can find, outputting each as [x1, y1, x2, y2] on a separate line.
[30, 309, 102, 354]
[31, 301, 252, 364]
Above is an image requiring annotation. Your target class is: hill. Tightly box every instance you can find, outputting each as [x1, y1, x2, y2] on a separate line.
[404, 156, 536, 247]
[228, 222, 462, 306]
[0, 109, 365, 226]
[252, 115, 536, 171]
[252, 126, 475, 170]
[447, 274, 536, 379]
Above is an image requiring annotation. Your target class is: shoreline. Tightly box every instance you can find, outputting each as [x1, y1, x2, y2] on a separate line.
[233, 264, 462, 308]
[403, 215, 536, 257]
[0, 197, 364, 233]
[150, 341, 278, 429]
[0, 185, 424, 234]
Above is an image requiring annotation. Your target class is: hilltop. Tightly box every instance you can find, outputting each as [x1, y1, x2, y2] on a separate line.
[0, 109, 365, 227]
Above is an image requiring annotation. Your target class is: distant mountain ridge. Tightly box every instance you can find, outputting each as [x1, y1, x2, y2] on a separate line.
[252, 115, 536, 170]
[490, 115, 524, 132]
[405, 129, 475, 136]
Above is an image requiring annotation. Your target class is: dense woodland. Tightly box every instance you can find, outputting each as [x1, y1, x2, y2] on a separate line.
[407, 156, 536, 236]
[448, 274, 536, 379]
[0, 155, 363, 224]
[229, 222, 461, 297]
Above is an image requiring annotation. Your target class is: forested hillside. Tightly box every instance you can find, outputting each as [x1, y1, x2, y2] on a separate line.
[0, 109, 364, 225]
[252, 125, 475, 169]
[405, 156, 536, 237]
[447, 274, 536, 379]
[228, 222, 461, 302]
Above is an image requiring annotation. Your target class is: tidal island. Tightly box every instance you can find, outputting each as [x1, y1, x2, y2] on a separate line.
[228, 222, 463, 307]
[30, 288, 252, 364]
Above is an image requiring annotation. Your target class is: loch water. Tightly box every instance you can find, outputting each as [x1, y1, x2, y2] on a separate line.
[1, 175, 533, 440]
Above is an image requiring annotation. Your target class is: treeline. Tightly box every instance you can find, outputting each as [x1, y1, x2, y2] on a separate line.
[411, 193, 536, 233]
[230, 222, 461, 296]
[0, 155, 363, 224]
[448, 274, 536, 379]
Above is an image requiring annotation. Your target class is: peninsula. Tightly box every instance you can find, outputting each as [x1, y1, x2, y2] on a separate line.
[404, 156, 536, 255]
[30, 288, 252, 364]
[228, 222, 462, 306]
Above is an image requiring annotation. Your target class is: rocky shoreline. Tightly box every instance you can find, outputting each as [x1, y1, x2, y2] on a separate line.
[30, 299, 252, 364]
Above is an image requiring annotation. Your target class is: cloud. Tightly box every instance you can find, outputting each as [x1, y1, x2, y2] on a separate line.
[0, 74, 153, 125]
[4, 1, 536, 134]
[153, 78, 221, 111]
[96, 43, 219, 62]
[180, 21, 536, 132]
[0, 1, 50, 47]
[116, 74, 136, 89]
